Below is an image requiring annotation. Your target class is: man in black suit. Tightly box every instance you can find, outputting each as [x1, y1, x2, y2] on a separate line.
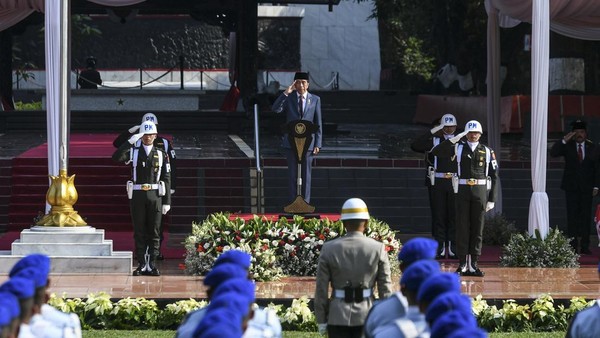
[550, 119, 599, 255]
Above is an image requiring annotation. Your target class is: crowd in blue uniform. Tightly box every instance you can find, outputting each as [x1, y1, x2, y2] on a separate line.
[0, 254, 81, 338]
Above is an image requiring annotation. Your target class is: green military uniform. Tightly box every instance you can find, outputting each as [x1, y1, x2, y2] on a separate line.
[112, 141, 171, 275]
[431, 139, 498, 270]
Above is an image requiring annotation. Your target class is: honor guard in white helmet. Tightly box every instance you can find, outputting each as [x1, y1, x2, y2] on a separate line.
[411, 113, 460, 260]
[431, 119, 498, 277]
[314, 198, 392, 337]
[112, 118, 172, 276]
[112, 113, 177, 261]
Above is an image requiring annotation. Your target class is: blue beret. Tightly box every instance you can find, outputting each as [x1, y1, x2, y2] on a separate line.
[9, 254, 51, 279]
[212, 278, 256, 303]
[398, 238, 438, 265]
[194, 307, 243, 337]
[204, 263, 248, 288]
[207, 291, 253, 316]
[446, 326, 489, 338]
[0, 292, 20, 319]
[417, 272, 461, 304]
[400, 260, 440, 291]
[13, 266, 47, 289]
[214, 250, 252, 270]
[430, 310, 478, 338]
[0, 277, 35, 299]
[0, 306, 11, 327]
[425, 291, 473, 324]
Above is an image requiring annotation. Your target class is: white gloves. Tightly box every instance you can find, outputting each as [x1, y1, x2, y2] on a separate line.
[128, 132, 144, 145]
[430, 124, 444, 135]
[128, 125, 140, 133]
[317, 323, 327, 336]
[485, 202, 495, 212]
[449, 130, 468, 144]
[162, 205, 171, 215]
[170, 189, 175, 195]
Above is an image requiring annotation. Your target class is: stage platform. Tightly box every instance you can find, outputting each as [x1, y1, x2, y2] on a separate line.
[0, 259, 597, 302]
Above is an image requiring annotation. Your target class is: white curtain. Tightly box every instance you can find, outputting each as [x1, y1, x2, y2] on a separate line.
[487, 0, 600, 239]
[0, 0, 146, 32]
[527, 0, 550, 239]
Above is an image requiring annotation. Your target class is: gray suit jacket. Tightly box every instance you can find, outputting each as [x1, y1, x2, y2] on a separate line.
[314, 231, 393, 326]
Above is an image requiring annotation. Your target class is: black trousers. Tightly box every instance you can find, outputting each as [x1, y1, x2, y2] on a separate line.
[565, 190, 592, 250]
[130, 190, 162, 264]
[431, 178, 456, 244]
[327, 325, 363, 338]
[455, 185, 487, 256]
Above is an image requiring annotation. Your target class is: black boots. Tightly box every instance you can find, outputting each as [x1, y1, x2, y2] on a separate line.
[455, 255, 484, 277]
[133, 263, 144, 276]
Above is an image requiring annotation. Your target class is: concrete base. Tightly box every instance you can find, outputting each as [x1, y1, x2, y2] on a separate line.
[0, 226, 132, 274]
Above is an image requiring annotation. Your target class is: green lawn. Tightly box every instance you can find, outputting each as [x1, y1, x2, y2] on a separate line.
[82, 331, 567, 338]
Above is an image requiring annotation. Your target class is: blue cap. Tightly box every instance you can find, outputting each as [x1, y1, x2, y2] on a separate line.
[398, 238, 438, 266]
[9, 254, 51, 279]
[430, 310, 478, 338]
[194, 307, 243, 337]
[400, 260, 440, 291]
[0, 306, 11, 327]
[13, 266, 47, 289]
[211, 278, 256, 303]
[425, 291, 473, 324]
[207, 291, 253, 315]
[447, 326, 489, 338]
[214, 250, 252, 270]
[417, 272, 461, 304]
[0, 277, 35, 299]
[0, 292, 20, 320]
[204, 263, 248, 288]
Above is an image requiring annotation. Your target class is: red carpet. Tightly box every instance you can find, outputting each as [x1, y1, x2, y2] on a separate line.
[17, 133, 119, 158]
[17, 133, 172, 158]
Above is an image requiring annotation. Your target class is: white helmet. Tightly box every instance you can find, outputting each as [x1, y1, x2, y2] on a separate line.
[340, 198, 370, 221]
[140, 120, 158, 135]
[141, 113, 158, 125]
[465, 120, 483, 134]
[440, 114, 457, 127]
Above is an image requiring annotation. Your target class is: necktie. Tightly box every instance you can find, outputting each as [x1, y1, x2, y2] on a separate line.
[578, 144, 583, 162]
[298, 95, 304, 118]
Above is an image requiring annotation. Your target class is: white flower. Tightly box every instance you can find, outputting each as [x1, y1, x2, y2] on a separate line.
[272, 240, 279, 246]
[203, 243, 211, 249]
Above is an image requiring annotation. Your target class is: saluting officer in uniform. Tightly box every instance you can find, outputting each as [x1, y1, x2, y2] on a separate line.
[314, 198, 392, 338]
[431, 120, 498, 277]
[112, 120, 171, 276]
[113, 113, 177, 260]
[411, 114, 459, 259]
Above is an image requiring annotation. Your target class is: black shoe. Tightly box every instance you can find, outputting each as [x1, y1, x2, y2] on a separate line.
[436, 253, 445, 260]
[448, 253, 458, 259]
[133, 263, 144, 276]
[580, 248, 592, 255]
[470, 266, 485, 277]
[156, 254, 165, 261]
[148, 267, 160, 276]
[455, 264, 468, 275]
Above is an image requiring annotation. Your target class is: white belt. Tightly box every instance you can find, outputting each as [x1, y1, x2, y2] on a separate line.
[434, 172, 455, 179]
[132, 184, 159, 191]
[333, 288, 373, 299]
[458, 179, 487, 186]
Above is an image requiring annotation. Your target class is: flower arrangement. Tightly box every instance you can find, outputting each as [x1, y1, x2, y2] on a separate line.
[473, 294, 594, 332]
[183, 212, 401, 281]
[500, 228, 579, 268]
[48, 292, 596, 332]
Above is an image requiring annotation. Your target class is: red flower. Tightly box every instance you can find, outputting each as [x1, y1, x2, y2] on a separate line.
[279, 240, 285, 246]
[235, 235, 242, 241]
[216, 246, 223, 252]
[178, 263, 186, 270]
[262, 244, 269, 251]
[319, 234, 325, 240]
[197, 245, 205, 253]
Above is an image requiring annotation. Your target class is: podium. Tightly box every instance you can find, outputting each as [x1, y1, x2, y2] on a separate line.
[282, 120, 319, 215]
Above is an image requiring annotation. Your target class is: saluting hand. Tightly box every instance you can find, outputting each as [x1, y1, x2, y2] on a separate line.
[564, 131, 576, 142]
[284, 81, 296, 95]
